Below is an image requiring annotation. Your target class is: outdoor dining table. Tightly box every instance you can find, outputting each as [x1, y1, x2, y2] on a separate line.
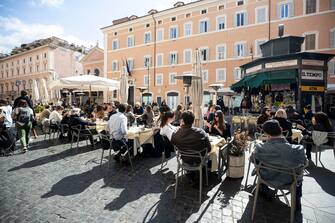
[208, 135, 226, 172]
[93, 121, 154, 156]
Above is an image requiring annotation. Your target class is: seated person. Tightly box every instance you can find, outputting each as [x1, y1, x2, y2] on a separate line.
[107, 103, 133, 160]
[205, 110, 231, 139]
[159, 110, 178, 158]
[133, 102, 144, 115]
[49, 106, 63, 124]
[69, 108, 96, 146]
[257, 107, 271, 125]
[39, 105, 51, 121]
[171, 111, 211, 165]
[253, 120, 306, 209]
[273, 109, 292, 140]
[139, 105, 154, 127]
[125, 104, 136, 125]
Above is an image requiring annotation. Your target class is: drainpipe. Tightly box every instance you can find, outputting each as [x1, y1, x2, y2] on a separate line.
[152, 14, 157, 88]
[268, 0, 271, 40]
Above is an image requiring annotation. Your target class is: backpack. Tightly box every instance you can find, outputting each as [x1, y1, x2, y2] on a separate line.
[17, 108, 31, 125]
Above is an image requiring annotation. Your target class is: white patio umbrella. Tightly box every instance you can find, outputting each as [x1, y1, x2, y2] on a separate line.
[119, 66, 129, 104]
[31, 80, 40, 103]
[190, 49, 204, 128]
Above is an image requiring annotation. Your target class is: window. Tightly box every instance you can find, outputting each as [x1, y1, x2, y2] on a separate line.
[217, 16, 226, 30]
[235, 43, 246, 57]
[156, 54, 163, 66]
[236, 12, 246, 27]
[144, 32, 151, 44]
[185, 13, 191, 18]
[36, 55, 39, 60]
[255, 39, 266, 56]
[112, 39, 119, 50]
[305, 33, 316, 50]
[44, 63, 47, 70]
[157, 28, 164, 41]
[200, 48, 209, 61]
[218, 5, 225, 10]
[278, 2, 293, 19]
[201, 9, 207, 14]
[158, 20, 162, 24]
[217, 45, 226, 60]
[202, 70, 208, 83]
[144, 75, 149, 86]
[144, 56, 152, 67]
[156, 73, 163, 86]
[127, 36, 134, 47]
[331, 0, 335, 9]
[184, 49, 192, 64]
[169, 73, 177, 85]
[29, 57, 32, 62]
[29, 66, 32, 73]
[170, 27, 178, 39]
[169, 52, 178, 65]
[216, 69, 226, 82]
[94, 68, 100, 76]
[184, 23, 192, 36]
[256, 6, 267, 23]
[330, 29, 335, 48]
[167, 92, 178, 110]
[23, 68, 26, 74]
[146, 23, 150, 28]
[199, 20, 208, 33]
[129, 27, 133, 32]
[36, 65, 39, 72]
[44, 53, 47, 58]
[305, 0, 317, 14]
[234, 67, 242, 81]
[17, 68, 19, 75]
[23, 59, 25, 63]
[112, 60, 118, 71]
[171, 17, 176, 21]
[237, 0, 244, 6]
[114, 32, 117, 36]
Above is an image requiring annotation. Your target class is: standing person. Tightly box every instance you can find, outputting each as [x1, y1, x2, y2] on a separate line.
[12, 100, 34, 153]
[0, 99, 13, 128]
[13, 90, 34, 110]
[304, 105, 314, 121]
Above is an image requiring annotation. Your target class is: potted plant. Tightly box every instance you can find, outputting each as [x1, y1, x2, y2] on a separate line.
[227, 130, 249, 178]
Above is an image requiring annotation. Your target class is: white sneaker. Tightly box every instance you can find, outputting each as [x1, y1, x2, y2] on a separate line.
[22, 147, 28, 153]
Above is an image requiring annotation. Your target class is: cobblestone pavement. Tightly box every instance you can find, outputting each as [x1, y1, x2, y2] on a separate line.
[1, 135, 335, 223]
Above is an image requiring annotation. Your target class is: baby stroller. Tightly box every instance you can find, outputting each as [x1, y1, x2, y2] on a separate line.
[0, 126, 17, 156]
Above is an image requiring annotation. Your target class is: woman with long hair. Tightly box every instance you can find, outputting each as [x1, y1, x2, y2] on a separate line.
[257, 106, 271, 125]
[160, 111, 178, 141]
[173, 104, 183, 126]
[206, 110, 231, 138]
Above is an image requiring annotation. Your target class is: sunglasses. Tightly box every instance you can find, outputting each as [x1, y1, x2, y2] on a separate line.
[215, 115, 219, 117]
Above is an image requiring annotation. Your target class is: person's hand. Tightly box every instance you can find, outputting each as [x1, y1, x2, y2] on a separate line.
[296, 124, 305, 130]
[206, 122, 211, 128]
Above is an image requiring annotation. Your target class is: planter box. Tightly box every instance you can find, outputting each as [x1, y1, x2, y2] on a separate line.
[227, 154, 245, 178]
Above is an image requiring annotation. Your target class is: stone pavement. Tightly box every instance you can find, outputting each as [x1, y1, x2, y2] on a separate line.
[0, 135, 335, 223]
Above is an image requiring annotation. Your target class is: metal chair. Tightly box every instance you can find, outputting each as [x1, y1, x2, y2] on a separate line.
[99, 131, 113, 167]
[160, 135, 176, 171]
[70, 125, 96, 152]
[174, 145, 209, 204]
[217, 137, 233, 179]
[111, 138, 134, 170]
[251, 156, 307, 223]
[313, 132, 335, 166]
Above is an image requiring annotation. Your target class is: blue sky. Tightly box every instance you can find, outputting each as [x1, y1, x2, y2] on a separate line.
[0, 0, 192, 53]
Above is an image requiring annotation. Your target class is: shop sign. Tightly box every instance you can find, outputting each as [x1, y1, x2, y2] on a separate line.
[301, 69, 323, 80]
[301, 86, 325, 92]
[265, 59, 297, 69]
[302, 59, 324, 66]
[246, 65, 262, 74]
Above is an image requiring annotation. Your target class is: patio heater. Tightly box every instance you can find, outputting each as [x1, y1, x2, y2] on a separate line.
[175, 74, 201, 110]
[209, 83, 224, 105]
[136, 86, 148, 106]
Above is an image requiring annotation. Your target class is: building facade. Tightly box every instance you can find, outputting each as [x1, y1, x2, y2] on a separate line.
[102, 0, 335, 109]
[80, 45, 104, 76]
[0, 37, 85, 100]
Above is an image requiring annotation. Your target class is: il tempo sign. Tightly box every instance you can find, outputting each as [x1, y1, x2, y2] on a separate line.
[301, 70, 323, 80]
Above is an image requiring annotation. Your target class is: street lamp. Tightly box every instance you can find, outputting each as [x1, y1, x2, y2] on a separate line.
[209, 83, 224, 105]
[136, 86, 148, 106]
[175, 73, 201, 109]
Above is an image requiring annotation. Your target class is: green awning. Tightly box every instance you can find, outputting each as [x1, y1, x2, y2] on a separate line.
[231, 69, 297, 92]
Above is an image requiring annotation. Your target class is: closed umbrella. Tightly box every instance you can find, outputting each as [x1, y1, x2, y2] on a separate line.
[40, 79, 49, 104]
[31, 80, 40, 103]
[190, 49, 203, 128]
[119, 66, 129, 104]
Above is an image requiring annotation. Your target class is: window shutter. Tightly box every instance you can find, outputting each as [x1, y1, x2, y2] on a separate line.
[277, 5, 281, 19]
[234, 14, 237, 27]
[168, 55, 171, 65]
[330, 31, 335, 48]
[175, 54, 178, 64]
[234, 45, 238, 57]
[289, 2, 294, 17]
[244, 12, 248, 25]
